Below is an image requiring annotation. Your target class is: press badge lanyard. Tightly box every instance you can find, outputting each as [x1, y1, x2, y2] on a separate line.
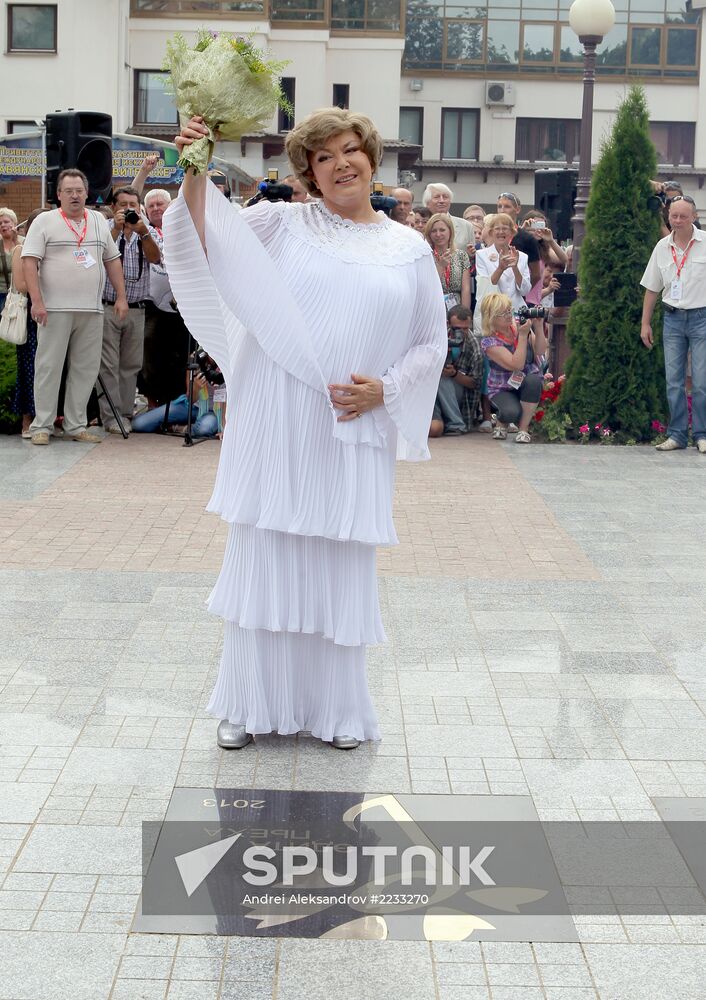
[60, 209, 88, 247]
[670, 238, 694, 301]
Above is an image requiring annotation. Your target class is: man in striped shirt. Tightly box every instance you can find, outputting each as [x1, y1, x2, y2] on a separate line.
[100, 186, 161, 434]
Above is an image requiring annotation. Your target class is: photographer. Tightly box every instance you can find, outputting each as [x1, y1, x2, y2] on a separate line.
[480, 292, 547, 444]
[131, 350, 225, 438]
[99, 186, 160, 434]
[429, 305, 482, 436]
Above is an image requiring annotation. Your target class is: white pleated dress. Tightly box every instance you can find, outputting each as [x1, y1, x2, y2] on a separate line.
[163, 186, 446, 742]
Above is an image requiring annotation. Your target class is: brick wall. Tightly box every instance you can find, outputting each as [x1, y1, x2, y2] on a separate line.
[0, 179, 43, 222]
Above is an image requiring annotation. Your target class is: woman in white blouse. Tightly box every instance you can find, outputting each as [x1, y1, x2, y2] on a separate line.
[165, 109, 446, 752]
[474, 213, 531, 332]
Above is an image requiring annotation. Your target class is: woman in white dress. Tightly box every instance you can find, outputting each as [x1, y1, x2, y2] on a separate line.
[473, 213, 531, 338]
[164, 109, 446, 750]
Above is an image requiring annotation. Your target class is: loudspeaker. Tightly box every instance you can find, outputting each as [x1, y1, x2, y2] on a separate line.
[534, 168, 577, 242]
[46, 111, 113, 205]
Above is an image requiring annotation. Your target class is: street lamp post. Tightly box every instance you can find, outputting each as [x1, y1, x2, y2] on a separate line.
[569, 0, 616, 267]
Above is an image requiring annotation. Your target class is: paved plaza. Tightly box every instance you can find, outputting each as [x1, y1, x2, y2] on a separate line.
[1, 432, 706, 999]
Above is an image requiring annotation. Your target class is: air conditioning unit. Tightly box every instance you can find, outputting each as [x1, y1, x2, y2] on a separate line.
[486, 81, 515, 107]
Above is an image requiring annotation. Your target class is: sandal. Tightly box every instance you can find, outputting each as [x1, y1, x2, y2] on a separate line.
[514, 430, 532, 444]
[492, 426, 507, 440]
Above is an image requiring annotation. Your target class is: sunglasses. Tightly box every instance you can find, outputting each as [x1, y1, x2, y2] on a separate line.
[497, 192, 519, 206]
[670, 195, 695, 205]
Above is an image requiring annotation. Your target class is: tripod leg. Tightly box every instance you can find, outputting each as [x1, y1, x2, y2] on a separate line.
[96, 375, 128, 440]
[159, 398, 171, 433]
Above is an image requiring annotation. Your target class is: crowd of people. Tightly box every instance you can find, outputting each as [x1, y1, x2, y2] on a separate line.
[0, 157, 229, 446]
[387, 182, 572, 444]
[0, 159, 702, 455]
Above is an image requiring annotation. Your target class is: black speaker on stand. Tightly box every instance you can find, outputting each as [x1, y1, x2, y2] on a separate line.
[46, 111, 113, 205]
[534, 168, 578, 243]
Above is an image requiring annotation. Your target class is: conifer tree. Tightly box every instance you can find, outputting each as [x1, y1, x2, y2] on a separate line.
[559, 86, 667, 440]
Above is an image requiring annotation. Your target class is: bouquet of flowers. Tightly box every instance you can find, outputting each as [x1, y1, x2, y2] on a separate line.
[164, 30, 290, 174]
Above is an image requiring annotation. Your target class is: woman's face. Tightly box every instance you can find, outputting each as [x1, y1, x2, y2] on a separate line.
[494, 307, 514, 335]
[0, 217, 16, 239]
[429, 221, 451, 249]
[490, 222, 513, 248]
[307, 129, 373, 208]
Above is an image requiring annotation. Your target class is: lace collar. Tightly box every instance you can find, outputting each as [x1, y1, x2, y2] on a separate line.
[278, 199, 430, 266]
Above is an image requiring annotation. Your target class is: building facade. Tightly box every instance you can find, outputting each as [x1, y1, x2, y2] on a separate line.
[1, 0, 704, 212]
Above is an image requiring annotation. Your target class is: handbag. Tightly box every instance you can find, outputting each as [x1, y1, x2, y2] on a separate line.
[0, 262, 28, 345]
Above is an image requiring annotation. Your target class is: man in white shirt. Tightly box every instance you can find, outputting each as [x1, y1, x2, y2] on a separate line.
[21, 169, 129, 445]
[641, 195, 706, 454]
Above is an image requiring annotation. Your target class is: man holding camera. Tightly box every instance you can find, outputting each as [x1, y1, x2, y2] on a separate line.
[429, 305, 482, 436]
[99, 186, 161, 433]
[641, 194, 706, 454]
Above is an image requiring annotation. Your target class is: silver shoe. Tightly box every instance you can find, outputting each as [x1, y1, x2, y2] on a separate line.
[216, 720, 253, 749]
[331, 735, 360, 750]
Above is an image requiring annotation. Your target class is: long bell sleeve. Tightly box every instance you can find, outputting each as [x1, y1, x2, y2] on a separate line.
[373, 253, 447, 461]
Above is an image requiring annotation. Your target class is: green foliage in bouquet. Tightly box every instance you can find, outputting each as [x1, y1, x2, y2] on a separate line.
[164, 30, 292, 174]
[558, 86, 667, 441]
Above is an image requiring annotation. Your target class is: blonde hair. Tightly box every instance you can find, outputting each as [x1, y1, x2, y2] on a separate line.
[463, 204, 484, 220]
[424, 213, 456, 251]
[480, 292, 514, 338]
[486, 212, 516, 234]
[0, 207, 18, 225]
[284, 108, 383, 196]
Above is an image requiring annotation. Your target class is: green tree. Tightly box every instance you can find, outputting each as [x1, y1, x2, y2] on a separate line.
[559, 86, 667, 440]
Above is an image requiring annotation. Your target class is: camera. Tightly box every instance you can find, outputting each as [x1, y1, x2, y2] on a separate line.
[193, 348, 224, 386]
[515, 305, 547, 322]
[245, 169, 293, 207]
[124, 209, 141, 225]
[446, 328, 465, 368]
[370, 182, 398, 217]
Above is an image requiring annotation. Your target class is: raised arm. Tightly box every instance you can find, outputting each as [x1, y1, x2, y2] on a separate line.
[175, 116, 210, 250]
[131, 152, 160, 197]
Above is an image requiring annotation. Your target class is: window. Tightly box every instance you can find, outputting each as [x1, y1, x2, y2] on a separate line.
[666, 26, 698, 67]
[271, 0, 326, 22]
[521, 23, 556, 63]
[650, 121, 695, 166]
[7, 4, 57, 52]
[516, 117, 581, 162]
[445, 19, 484, 62]
[278, 77, 295, 132]
[131, 0, 266, 13]
[487, 19, 520, 65]
[331, 0, 402, 32]
[332, 84, 350, 109]
[7, 120, 39, 134]
[399, 107, 423, 146]
[630, 25, 662, 65]
[401, 3, 699, 80]
[134, 71, 178, 125]
[441, 109, 479, 160]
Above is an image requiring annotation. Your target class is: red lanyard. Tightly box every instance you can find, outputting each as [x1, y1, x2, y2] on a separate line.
[60, 209, 88, 247]
[435, 250, 451, 289]
[671, 238, 694, 278]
